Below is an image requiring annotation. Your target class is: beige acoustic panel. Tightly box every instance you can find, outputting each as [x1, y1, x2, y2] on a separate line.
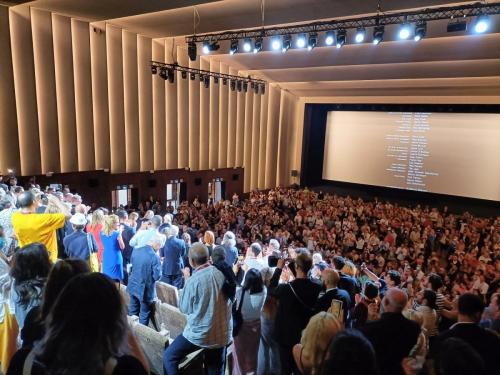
[176, 46, 189, 169]
[31, 8, 60, 173]
[53, 13, 78, 173]
[164, 38, 177, 169]
[188, 58, 200, 171]
[291, 98, 305, 184]
[250, 90, 261, 191]
[235, 85, 245, 168]
[152, 40, 166, 171]
[243, 89, 254, 192]
[0, 6, 20, 174]
[9, 6, 41, 175]
[218, 63, 229, 168]
[208, 60, 219, 169]
[137, 34, 153, 171]
[199, 58, 210, 170]
[265, 85, 281, 189]
[277, 91, 297, 186]
[258, 86, 268, 189]
[122, 29, 140, 172]
[72, 18, 95, 171]
[90, 24, 110, 170]
[226, 67, 237, 168]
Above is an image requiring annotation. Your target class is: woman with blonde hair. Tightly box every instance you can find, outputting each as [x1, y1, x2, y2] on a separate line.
[293, 311, 343, 375]
[203, 230, 215, 256]
[86, 209, 105, 264]
[100, 215, 125, 283]
[341, 261, 358, 278]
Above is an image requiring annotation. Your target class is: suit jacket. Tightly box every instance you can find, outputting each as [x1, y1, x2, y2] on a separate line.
[361, 312, 421, 375]
[121, 223, 136, 261]
[160, 236, 186, 276]
[337, 272, 359, 307]
[314, 287, 351, 322]
[127, 245, 161, 302]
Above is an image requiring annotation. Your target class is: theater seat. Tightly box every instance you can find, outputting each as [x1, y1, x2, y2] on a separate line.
[119, 283, 131, 307]
[152, 300, 187, 339]
[156, 281, 179, 307]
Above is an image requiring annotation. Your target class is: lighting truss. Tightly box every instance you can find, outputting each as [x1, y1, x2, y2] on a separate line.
[185, 2, 500, 43]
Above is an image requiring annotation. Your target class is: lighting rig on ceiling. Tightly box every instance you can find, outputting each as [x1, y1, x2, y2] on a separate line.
[150, 61, 267, 94]
[185, 1, 500, 61]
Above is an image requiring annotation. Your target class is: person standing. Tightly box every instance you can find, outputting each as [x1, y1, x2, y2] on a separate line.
[116, 209, 136, 285]
[100, 215, 125, 283]
[86, 209, 105, 265]
[63, 213, 97, 262]
[315, 269, 351, 323]
[160, 225, 186, 289]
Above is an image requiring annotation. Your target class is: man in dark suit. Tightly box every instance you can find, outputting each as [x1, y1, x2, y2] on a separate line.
[430, 293, 500, 375]
[361, 288, 420, 375]
[315, 268, 351, 322]
[117, 209, 136, 285]
[160, 225, 186, 289]
[127, 233, 163, 326]
[332, 256, 359, 307]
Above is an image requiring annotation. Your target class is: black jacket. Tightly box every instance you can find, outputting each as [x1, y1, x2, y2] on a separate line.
[314, 288, 351, 322]
[212, 260, 237, 302]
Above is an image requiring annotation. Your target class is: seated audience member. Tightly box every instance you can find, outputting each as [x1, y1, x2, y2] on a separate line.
[163, 243, 232, 375]
[292, 312, 343, 375]
[9, 244, 51, 331]
[63, 213, 97, 261]
[361, 288, 420, 375]
[321, 329, 379, 375]
[314, 269, 351, 323]
[100, 215, 125, 283]
[332, 256, 358, 307]
[12, 192, 69, 263]
[232, 268, 266, 375]
[351, 281, 379, 328]
[221, 231, 238, 267]
[160, 225, 186, 289]
[431, 337, 485, 375]
[268, 253, 322, 374]
[430, 293, 500, 374]
[211, 246, 237, 302]
[7, 273, 148, 375]
[127, 234, 164, 326]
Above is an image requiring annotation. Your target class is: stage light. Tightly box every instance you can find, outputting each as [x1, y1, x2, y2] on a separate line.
[167, 68, 175, 83]
[188, 42, 197, 61]
[253, 37, 263, 53]
[243, 38, 252, 52]
[282, 35, 291, 52]
[271, 36, 282, 51]
[355, 28, 365, 43]
[190, 72, 196, 80]
[243, 82, 248, 92]
[447, 19, 467, 32]
[373, 25, 384, 45]
[202, 41, 220, 54]
[230, 80, 236, 91]
[214, 76, 219, 84]
[474, 15, 489, 33]
[204, 75, 210, 88]
[325, 31, 334, 46]
[151, 65, 157, 74]
[229, 39, 238, 55]
[237, 81, 242, 92]
[181, 70, 187, 79]
[414, 22, 426, 41]
[260, 84, 265, 95]
[223, 78, 227, 85]
[159, 68, 168, 80]
[296, 34, 306, 48]
[199, 74, 204, 82]
[307, 33, 317, 50]
[398, 23, 411, 39]
[336, 29, 346, 48]
[202, 41, 210, 54]
[254, 84, 259, 94]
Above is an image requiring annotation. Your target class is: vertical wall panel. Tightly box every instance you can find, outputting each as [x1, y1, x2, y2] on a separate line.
[31, 8, 59, 173]
[72, 18, 95, 171]
[265, 85, 281, 188]
[235, 85, 245, 167]
[227, 67, 238, 168]
[176, 46, 189, 169]
[53, 13, 78, 172]
[199, 58, 210, 170]
[250, 90, 261, 191]
[9, 6, 41, 175]
[243, 89, 254, 192]
[0, 6, 20, 174]
[258, 86, 269, 189]
[164, 38, 177, 169]
[188, 58, 200, 171]
[122, 30, 140, 172]
[218, 63, 229, 168]
[90, 24, 110, 170]
[152, 40, 166, 170]
[137, 35, 153, 171]
[277, 91, 292, 186]
[208, 60, 219, 169]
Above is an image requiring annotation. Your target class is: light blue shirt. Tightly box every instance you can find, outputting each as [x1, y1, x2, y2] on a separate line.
[129, 228, 159, 249]
[179, 265, 232, 348]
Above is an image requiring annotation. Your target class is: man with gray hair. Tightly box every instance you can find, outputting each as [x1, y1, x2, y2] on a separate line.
[160, 225, 186, 288]
[129, 214, 162, 249]
[221, 230, 238, 267]
[127, 232, 164, 326]
[159, 213, 173, 233]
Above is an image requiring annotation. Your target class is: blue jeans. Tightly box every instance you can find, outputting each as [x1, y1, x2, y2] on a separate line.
[257, 316, 281, 375]
[161, 274, 184, 289]
[128, 294, 153, 326]
[163, 334, 226, 375]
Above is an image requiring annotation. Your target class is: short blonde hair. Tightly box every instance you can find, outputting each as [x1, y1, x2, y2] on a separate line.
[204, 230, 215, 246]
[342, 261, 357, 277]
[300, 312, 343, 375]
[103, 214, 119, 236]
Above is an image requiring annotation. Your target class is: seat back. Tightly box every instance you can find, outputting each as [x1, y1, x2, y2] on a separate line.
[152, 300, 187, 339]
[156, 281, 179, 307]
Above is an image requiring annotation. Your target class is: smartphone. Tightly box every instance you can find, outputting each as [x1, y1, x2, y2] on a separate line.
[329, 300, 343, 321]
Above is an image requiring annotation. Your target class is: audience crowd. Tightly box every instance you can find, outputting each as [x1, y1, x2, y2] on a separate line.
[0, 179, 498, 375]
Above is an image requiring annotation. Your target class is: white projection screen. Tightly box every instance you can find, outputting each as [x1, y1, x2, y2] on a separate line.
[322, 111, 500, 201]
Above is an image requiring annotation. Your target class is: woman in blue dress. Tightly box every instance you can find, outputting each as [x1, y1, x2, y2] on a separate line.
[100, 214, 125, 283]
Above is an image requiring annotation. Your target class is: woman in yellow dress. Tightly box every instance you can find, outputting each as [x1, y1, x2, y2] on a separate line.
[0, 252, 18, 373]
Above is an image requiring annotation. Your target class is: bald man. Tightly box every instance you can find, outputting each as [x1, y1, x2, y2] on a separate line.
[360, 288, 421, 375]
[314, 268, 351, 322]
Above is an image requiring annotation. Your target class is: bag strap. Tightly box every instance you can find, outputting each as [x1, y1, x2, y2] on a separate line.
[23, 350, 36, 375]
[237, 289, 246, 313]
[288, 283, 315, 313]
[86, 233, 95, 253]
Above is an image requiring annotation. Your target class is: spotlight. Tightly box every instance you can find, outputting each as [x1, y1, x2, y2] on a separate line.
[474, 15, 489, 33]
[373, 25, 384, 45]
[204, 75, 210, 88]
[199, 74, 204, 82]
[336, 29, 346, 48]
[260, 84, 265, 95]
[254, 84, 259, 94]
[229, 39, 238, 55]
[398, 23, 411, 39]
[190, 72, 196, 80]
[230, 80, 236, 91]
[202, 41, 210, 54]
[202, 41, 220, 54]
[414, 22, 426, 41]
[243, 82, 248, 92]
[188, 42, 197, 61]
[159, 68, 168, 80]
[243, 38, 252, 52]
[296, 33, 306, 48]
[237, 80, 242, 92]
[307, 33, 317, 50]
[223, 78, 227, 85]
[167, 68, 175, 83]
[253, 37, 263, 53]
[151, 65, 157, 74]
[282, 35, 291, 52]
[214, 76, 219, 84]
[271, 36, 282, 50]
[181, 70, 187, 79]
[325, 31, 334, 46]
[354, 27, 365, 43]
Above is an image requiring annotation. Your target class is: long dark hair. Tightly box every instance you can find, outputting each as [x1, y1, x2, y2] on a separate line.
[243, 268, 264, 294]
[35, 273, 129, 375]
[423, 289, 438, 311]
[10, 243, 51, 307]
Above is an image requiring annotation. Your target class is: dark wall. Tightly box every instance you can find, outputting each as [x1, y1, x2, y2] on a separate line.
[29, 168, 244, 208]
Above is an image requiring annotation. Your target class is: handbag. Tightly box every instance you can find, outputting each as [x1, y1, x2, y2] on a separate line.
[232, 289, 246, 337]
[87, 233, 99, 273]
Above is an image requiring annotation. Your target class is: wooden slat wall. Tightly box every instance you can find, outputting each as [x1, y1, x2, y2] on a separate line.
[152, 40, 165, 171]
[188, 57, 200, 171]
[164, 39, 177, 170]
[209, 60, 219, 169]
[199, 58, 210, 170]
[176, 46, 189, 169]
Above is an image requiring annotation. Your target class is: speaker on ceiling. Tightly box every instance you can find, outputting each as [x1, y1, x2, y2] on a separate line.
[194, 178, 202, 186]
[148, 180, 157, 188]
[232, 174, 239, 181]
